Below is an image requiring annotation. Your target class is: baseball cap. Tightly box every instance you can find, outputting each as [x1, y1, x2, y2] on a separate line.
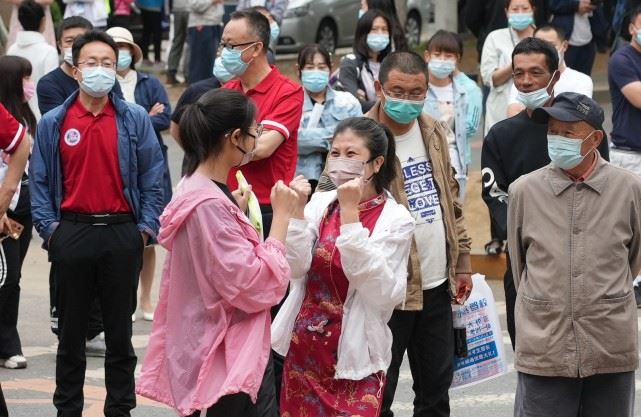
[532, 92, 604, 130]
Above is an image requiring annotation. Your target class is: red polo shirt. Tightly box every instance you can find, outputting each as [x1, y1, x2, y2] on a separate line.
[59, 99, 131, 214]
[224, 65, 304, 204]
[0, 103, 25, 154]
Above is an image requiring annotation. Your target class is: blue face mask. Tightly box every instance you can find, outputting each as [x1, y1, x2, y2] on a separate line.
[301, 69, 329, 93]
[516, 71, 557, 109]
[636, 28, 641, 46]
[508, 13, 534, 31]
[221, 43, 257, 76]
[79, 67, 116, 98]
[428, 59, 456, 79]
[547, 132, 594, 170]
[117, 50, 132, 71]
[367, 33, 390, 52]
[270, 22, 280, 45]
[213, 57, 234, 83]
[383, 94, 425, 124]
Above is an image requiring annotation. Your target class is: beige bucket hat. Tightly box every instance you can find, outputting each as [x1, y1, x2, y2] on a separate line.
[105, 27, 143, 64]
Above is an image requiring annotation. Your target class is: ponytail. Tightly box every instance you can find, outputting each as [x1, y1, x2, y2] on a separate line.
[178, 89, 256, 176]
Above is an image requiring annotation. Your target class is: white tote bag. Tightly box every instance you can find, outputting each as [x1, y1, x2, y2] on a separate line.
[451, 273, 508, 390]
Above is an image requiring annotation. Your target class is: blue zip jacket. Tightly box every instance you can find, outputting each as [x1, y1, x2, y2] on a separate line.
[423, 73, 482, 174]
[30, 91, 165, 245]
[134, 72, 171, 137]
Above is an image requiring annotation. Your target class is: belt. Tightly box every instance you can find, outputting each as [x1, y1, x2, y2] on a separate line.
[61, 212, 134, 226]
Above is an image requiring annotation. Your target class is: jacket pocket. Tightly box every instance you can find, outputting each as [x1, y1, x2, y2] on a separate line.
[515, 294, 566, 368]
[580, 291, 637, 368]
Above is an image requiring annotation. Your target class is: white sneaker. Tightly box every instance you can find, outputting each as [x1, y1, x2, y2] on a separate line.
[142, 311, 154, 321]
[132, 313, 136, 322]
[86, 336, 106, 357]
[0, 355, 27, 369]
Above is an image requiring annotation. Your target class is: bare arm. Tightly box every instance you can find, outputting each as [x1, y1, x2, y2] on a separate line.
[0, 133, 29, 215]
[621, 81, 641, 110]
[252, 130, 285, 161]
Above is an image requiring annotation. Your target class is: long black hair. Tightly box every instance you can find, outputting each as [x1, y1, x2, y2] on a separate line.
[366, 0, 408, 52]
[333, 117, 397, 193]
[0, 56, 37, 135]
[179, 89, 256, 175]
[354, 9, 393, 63]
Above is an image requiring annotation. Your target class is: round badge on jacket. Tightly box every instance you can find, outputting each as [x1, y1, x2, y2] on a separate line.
[64, 129, 81, 146]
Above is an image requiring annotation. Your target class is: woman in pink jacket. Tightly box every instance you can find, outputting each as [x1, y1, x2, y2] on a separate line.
[136, 88, 298, 417]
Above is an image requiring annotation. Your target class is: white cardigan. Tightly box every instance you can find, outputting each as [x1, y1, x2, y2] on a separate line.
[272, 190, 415, 380]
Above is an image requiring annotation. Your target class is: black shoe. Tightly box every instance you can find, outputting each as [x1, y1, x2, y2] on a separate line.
[166, 73, 179, 86]
[634, 286, 641, 308]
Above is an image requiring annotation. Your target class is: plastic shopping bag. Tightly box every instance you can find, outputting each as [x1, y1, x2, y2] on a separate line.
[451, 273, 508, 390]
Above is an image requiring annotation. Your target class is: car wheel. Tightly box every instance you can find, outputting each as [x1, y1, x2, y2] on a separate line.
[405, 11, 421, 48]
[316, 20, 337, 54]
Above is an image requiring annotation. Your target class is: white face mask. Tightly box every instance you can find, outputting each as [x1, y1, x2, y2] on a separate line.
[63, 48, 73, 65]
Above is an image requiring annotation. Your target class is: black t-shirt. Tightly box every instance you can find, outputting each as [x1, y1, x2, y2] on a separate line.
[481, 110, 610, 241]
[213, 180, 237, 207]
[171, 77, 222, 124]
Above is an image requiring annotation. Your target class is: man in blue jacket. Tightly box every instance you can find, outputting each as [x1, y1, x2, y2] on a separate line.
[29, 30, 164, 417]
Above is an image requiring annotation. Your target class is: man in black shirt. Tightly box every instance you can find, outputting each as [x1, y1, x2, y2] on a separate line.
[481, 37, 609, 349]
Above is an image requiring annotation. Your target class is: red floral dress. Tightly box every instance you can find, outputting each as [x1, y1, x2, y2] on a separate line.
[280, 194, 387, 417]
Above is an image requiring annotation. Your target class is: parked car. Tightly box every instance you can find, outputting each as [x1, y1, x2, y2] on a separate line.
[276, 0, 434, 54]
[276, 0, 359, 54]
[405, 0, 435, 48]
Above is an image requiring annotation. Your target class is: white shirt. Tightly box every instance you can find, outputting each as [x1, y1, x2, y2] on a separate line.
[480, 28, 519, 135]
[7, 31, 58, 120]
[570, 13, 593, 46]
[429, 84, 456, 147]
[508, 66, 594, 105]
[395, 122, 448, 290]
[117, 70, 138, 104]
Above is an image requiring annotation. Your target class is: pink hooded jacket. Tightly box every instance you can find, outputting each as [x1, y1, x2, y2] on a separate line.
[136, 173, 290, 416]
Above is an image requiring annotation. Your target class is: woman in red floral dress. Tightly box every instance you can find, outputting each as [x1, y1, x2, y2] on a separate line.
[273, 117, 415, 417]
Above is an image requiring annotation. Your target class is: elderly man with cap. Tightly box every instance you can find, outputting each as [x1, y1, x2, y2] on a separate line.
[507, 92, 641, 417]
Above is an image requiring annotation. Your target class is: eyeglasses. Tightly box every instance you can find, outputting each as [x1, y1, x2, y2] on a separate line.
[77, 60, 116, 69]
[383, 89, 426, 101]
[218, 40, 261, 52]
[246, 123, 264, 139]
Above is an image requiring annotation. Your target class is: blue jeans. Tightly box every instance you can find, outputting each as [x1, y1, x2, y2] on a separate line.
[187, 25, 221, 84]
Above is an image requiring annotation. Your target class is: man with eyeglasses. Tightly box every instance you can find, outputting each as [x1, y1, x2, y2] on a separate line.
[221, 9, 303, 238]
[29, 30, 165, 417]
[481, 37, 609, 351]
[608, 5, 641, 304]
[318, 51, 473, 417]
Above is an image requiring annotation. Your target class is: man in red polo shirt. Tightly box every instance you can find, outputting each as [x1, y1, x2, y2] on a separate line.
[29, 30, 164, 417]
[0, 103, 30, 417]
[220, 9, 303, 236]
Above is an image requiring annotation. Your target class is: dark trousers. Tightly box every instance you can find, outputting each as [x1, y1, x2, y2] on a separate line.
[190, 355, 276, 417]
[0, 207, 32, 359]
[564, 41, 597, 76]
[0, 384, 6, 417]
[51, 219, 143, 417]
[140, 9, 163, 62]
[187, 25, 221, 84]
[167, 10, 190, 76]
[382, 282, 454, 417]
[504, 251, 516, 350]
[108, 14, 131, 28]
[514, 371, 635, 417]
[49, 267, 104, 340]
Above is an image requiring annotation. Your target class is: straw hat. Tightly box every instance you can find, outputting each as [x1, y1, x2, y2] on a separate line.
[105, 27, 143, 65]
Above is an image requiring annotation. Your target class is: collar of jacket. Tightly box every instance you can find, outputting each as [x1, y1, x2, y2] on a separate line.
[545, 155, 609, 196]
[365, 101, 469, 310]
[303, 87, 336, 111]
